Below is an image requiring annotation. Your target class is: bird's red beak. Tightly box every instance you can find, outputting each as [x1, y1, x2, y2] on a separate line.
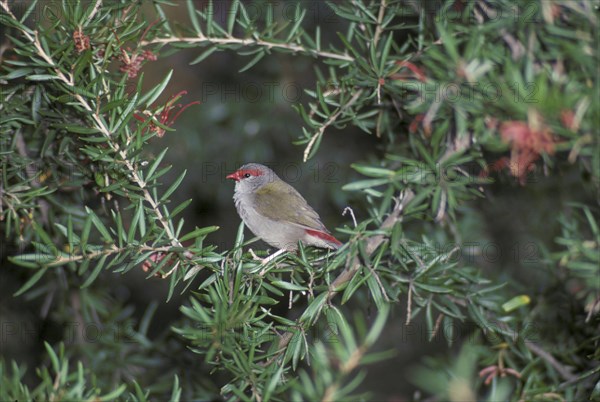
[226, 171, 241, 181]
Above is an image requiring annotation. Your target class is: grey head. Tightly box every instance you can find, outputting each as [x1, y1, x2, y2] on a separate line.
[225, 163, 280, 194]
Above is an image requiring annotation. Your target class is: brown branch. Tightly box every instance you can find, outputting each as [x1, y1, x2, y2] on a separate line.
[485, 319, 577, 383]
[321, 345, 368, 402]
[405, 283, 413, 325]
[0, 2, 183, 250]
[372, 0, 387, 47]
[85, 0, 102, 24]
[142, 36, 354, 62]
[446, 296, 576, 383]
[430, 313, 444, 340]
[303, 89, 364, 162]
[365, 261, 391, 302]
[327, 190, 415, 302]
[526, 342, 576, 382]
[266, 190, 415, 366]
[14, 130, 50, 225]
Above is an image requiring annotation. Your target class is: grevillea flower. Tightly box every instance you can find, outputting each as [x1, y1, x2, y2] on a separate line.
[117, 20, 159, 79]
[391, 61, 427, 82]
[141, 252, 171, 275]
[73, 27, 90, 53]
[499, 115, 556, 185]
[119, 47, 157, 79]
[560, 109, 578, 132]
[479, 364, 522, 385]
[134, 91, 201, 137]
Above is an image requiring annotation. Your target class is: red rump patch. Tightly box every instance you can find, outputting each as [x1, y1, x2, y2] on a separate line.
[305, 229, 342, 246]
[226, 169, 263, 181]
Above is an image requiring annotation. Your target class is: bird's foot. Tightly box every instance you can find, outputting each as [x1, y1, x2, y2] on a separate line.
[248, 248, 261, 261]
[249, 248, 287, 272]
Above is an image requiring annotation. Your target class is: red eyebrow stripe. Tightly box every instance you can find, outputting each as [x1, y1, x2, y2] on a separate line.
[305, 229, 342, 246]
[226, 169, 263, 181]
[238, 169, 263, 177]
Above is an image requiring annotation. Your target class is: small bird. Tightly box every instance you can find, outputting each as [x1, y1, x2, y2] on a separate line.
[226, 163, 341, 262]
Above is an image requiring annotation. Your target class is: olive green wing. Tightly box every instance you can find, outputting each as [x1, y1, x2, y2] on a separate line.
[252, 182, 327, 231]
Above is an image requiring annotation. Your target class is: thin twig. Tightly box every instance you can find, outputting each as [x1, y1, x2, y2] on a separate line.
[85, 0, 102, 24]
[142, 36, 354, 62]
[251, 383, 263, 402]
[434, 189, 447, 222]
[342, 206, 358, 228]
[585, 294, 600, 323]
[1, 2, 184, 253]
[326, 191, 414, 304]
[49, 370, 61, 402]
[308, 271, 315, 299]
[526, 342, 576, 382]
[430, 313, 444, 340]
[406, 283, 413, 325]
[69, 292, 87, 345]
[264, 191, 414, 367]
[365, 262, 391, 302]
[47, 245, 123, 267]
[14, 130, 50, 224]
[491, 320, 577, 383]
[500, 29, 525, 60]
[161, 260, 181, 279]
[303, 89, 364, 162]
[321, 344, 368, 401]
[264, 331, 294, 366]
[372, 0, 387, 47]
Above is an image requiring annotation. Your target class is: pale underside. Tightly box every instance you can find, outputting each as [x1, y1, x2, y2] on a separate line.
[234, 181, 334, 250]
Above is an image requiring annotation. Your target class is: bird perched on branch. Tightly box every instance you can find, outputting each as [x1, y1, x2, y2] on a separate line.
[227, 163, 341, 263]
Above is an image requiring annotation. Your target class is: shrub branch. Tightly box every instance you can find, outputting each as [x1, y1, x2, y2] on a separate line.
[1, 1, 183, 250]
[142, 36, 354, 62]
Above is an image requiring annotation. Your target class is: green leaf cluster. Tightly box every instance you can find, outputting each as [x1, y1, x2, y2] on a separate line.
[1, 1, 597, 400]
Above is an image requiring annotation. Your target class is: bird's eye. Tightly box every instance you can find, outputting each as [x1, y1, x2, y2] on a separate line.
[243, 173, 251, 178]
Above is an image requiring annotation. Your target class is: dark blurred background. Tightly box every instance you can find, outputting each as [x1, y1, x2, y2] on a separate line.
[1, 1, 597, 399]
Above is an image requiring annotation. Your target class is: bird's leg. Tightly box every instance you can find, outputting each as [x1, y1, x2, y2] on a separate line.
[248, 248, 262, 261]
[249, 248, 287, 268]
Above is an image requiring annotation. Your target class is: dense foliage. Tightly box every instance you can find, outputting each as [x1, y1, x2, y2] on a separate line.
[1, 1, 598, 400]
